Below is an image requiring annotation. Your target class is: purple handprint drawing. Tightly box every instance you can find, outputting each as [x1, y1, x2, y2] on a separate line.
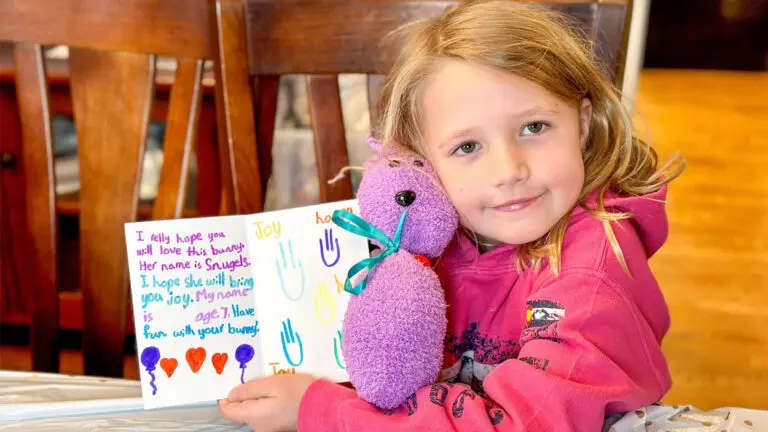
[319, 228, 341, 267]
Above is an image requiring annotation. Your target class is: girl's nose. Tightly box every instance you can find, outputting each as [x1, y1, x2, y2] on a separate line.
[492, 143, 529, 187]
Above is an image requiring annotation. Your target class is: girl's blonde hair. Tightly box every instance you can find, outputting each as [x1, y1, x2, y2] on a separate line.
[376, 0, 684, 273]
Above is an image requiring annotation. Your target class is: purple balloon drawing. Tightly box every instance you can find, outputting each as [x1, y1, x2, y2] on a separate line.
[235, 344, 255, 384]
[140, 346, 161, 395]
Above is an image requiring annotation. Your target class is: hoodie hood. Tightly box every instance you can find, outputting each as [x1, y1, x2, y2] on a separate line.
[576, 186, 669, 258]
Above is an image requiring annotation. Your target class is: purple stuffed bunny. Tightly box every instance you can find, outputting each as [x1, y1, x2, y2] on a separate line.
[334, 135, 458, 409]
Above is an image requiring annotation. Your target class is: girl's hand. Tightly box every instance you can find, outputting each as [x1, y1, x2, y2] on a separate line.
[218, 373, 317, 432]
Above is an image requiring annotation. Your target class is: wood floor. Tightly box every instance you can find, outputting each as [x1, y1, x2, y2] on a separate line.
[634, 69, 768, 410]
[1, 68, 767, 411]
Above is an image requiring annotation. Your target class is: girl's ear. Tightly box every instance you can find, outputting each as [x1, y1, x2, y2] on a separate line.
[579, 98, 593, 150]
[366, 134, 383, 152]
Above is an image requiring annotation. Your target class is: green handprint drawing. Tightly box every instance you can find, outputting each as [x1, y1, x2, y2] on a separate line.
[333, 330, 345, 370]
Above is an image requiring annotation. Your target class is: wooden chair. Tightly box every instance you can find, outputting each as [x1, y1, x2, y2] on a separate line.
[0, 0, 219, 377]
[210, 0, 633, 214]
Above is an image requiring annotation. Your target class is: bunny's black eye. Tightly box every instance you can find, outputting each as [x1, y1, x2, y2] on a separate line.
[413, 160, 424, 167]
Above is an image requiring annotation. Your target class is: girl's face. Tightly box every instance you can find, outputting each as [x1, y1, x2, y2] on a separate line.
[421, 59, 592, 246]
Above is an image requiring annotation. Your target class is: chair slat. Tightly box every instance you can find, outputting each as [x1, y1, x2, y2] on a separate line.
[593, 3, 631, 86]
[69, 48, 155, 378]
[13, 43, 59, 373]
[210, 0, 264, 215]
[306, 75, 353, 202]
[367, 74, 385, 132]
[152, 59, 204, 221]
[253, 76, 280, 202]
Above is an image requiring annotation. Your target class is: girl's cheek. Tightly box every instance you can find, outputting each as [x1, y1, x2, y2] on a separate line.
[534, 147, 582, 184]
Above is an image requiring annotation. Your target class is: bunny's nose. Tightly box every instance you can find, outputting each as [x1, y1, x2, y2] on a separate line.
[395, 190, 417, 207]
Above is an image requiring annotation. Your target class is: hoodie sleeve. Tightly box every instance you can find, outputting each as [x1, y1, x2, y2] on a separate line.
[297, 268, 671, 432]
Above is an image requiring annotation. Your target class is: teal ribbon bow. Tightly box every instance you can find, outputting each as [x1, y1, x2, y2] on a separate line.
[331, 209, 408, 295]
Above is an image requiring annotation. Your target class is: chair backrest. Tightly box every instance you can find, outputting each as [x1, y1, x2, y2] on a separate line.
[0, 0, 214, 377]
[213, 0, 632, 214]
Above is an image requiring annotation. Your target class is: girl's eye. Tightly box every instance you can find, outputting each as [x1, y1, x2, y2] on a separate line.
[521, 122, 548, 136]
[453, 141, 480, 156]
[388, 160, 401, 168]
[413, 160, 424, 167]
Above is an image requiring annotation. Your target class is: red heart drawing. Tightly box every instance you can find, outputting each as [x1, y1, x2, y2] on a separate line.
[160, 358, 178, 378]
[186, 347, 207, 373]
[212, 353, 228, 375]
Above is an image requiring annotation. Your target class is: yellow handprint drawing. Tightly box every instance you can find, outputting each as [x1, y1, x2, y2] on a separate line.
[313, 283, 336, 324]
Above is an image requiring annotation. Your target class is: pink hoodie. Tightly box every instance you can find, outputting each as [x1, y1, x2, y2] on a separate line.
[298, 187, 672, 431]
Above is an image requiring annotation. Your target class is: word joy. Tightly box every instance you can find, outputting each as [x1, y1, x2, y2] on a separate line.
[253, 220, 282, 240]
[269, 362, 296, 375]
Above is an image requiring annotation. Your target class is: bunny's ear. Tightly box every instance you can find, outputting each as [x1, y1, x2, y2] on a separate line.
[366, 134, 383, 152]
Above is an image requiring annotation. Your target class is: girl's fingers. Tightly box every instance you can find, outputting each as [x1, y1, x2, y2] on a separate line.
[218, 398, 283, 431]
[227, 375, 284, 401]
[228, 380, 268, 401]
[218, 399, 253, 424]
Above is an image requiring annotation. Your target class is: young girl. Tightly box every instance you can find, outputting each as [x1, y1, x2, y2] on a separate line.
[218, 1, 685, 430]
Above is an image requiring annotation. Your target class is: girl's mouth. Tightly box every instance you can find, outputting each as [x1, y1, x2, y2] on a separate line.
[492, 194, 543, 213]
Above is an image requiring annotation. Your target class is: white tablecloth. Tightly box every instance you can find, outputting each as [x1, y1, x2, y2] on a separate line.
[1, 370, 767, 431]
[0, 370, 244, 431]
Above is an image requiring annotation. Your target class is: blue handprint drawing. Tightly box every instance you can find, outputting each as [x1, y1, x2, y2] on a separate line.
[280, 318, 304, 367]
[319, 228, 341, 267]
[276, 240, 305, 301]
[333, 330, 346, 370]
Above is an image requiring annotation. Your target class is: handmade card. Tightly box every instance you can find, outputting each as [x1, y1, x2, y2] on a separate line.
[124, 200, 367, 409]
